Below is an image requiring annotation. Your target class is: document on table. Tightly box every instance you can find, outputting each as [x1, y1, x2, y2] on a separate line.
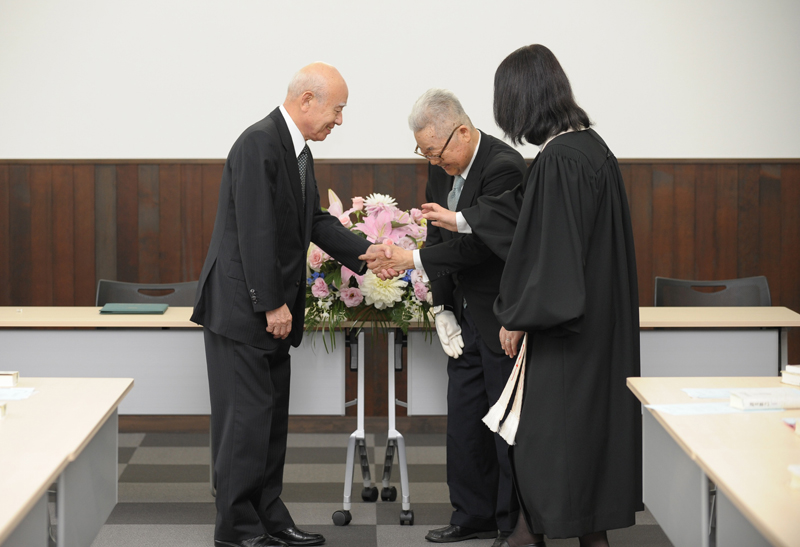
[0, 387, 36, 401]
[681, 388, 734, 399]
[646, 402, 783, 415]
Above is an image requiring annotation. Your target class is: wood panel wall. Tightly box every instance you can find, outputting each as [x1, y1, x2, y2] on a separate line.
[1, 159, 799, 415]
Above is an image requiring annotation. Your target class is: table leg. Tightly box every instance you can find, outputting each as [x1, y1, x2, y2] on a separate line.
[780, 327, 788, 372]
[333, 331, 370, 526]
[1, 493, 48, 547]
[57, 409, 118, 547]
[643, 410, 709, 547]
[387, 330, 413, 525]
[715, 489, 771, 547]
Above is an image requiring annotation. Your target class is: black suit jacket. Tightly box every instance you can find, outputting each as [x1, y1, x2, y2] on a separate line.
[419, 131, 526, 354]
[191, 107, 370, 350]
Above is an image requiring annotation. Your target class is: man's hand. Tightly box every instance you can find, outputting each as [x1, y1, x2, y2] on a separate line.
[435, 310, 464, 358]
[422, 202, 458, 232]
[359, 244, 402, 279]
[360, 244, 414, 279]
[499, 326, 524, 358]
[266, 304, 292, 339]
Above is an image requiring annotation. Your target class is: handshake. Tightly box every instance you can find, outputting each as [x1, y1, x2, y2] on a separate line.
[359, 243, 414, 280]
[358, 201, 458, 280]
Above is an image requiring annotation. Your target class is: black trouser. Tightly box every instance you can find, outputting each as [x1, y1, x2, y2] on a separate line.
[446, 307, 519, 533]
[204, 328, 294, 541]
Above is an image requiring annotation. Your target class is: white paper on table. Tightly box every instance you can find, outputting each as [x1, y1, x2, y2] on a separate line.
[646, 402, 784, 415]
[681, 388, 735, 399]
[0, 387, 36, 401]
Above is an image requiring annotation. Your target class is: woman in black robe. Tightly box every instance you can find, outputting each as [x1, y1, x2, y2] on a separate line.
[423, 45, 642, 547]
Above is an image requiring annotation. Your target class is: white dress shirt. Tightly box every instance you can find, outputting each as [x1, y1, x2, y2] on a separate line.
[279, 105, 307, 158]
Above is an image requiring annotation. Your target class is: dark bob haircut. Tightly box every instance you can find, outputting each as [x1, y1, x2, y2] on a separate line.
[494, 44, 591, 146]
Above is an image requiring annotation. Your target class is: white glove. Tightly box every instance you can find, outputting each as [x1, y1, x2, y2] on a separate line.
[435, 310, 464, 358]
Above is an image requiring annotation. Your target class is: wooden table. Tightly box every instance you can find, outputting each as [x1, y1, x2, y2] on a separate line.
[2, 306, 799, 415]
[627, 376, 800, 547]
[0, 307, 346, 415]
[638, 307, 800, 376]
[0, 377, 133, 547]
[408, 306, 800, 417]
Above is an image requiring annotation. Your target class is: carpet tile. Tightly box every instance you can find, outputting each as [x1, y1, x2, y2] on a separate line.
[89, 431, 672, 547]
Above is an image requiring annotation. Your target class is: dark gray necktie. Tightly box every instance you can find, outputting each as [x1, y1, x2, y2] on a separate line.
[297, 144, 309, 204]
[447, 175, 465, 211]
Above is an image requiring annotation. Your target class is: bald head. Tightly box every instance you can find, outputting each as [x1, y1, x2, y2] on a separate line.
[283, 62, 348, 142]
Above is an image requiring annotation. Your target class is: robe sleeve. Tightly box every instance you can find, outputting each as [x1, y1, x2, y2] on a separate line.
[472, 151, 599, 334]
[459, 162, 534, 262]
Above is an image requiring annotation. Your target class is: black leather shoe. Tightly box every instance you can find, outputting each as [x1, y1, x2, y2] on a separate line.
[425, 525, 497, 543]
[272, 526, 325, 546]
[214, 534, 288, 547]
[491, 532, 510, 547]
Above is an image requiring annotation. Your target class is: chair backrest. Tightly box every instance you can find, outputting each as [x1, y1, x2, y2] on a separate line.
[654, 276, 771, 307]
[95, 279, 198, 307]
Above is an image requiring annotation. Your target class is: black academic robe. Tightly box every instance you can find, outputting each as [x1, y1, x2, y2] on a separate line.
[461, 128, 642, 538]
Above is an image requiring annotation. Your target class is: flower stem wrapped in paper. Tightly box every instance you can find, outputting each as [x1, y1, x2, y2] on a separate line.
[305, 190, 433, 348]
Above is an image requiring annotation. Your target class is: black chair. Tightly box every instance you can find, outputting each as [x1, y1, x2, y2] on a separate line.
[654, 276, 771, 307]
[95, 279, 198, 307]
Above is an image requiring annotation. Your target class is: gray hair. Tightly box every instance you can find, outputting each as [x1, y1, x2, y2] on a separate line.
[287, 68, 327, 102]
[408, 88, 473, 138]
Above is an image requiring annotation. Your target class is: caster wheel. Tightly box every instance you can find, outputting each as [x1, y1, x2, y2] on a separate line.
[361, 486, 378, 502]
[332, 510, 352, 526]
[400, 510, 414, 525]
[381, 486, 397, 502]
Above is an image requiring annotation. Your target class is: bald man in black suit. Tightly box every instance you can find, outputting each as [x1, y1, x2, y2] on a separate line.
[192, 63, 386, 547]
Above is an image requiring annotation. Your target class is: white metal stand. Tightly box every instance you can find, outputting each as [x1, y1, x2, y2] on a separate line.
[332, 328, 414, 526]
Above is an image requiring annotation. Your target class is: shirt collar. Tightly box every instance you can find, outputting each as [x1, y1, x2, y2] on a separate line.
[459, 131, 481, 181]
[279, 105, 307, 157]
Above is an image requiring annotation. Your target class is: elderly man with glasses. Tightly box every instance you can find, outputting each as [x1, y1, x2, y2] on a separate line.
[363, 89, 526, 546]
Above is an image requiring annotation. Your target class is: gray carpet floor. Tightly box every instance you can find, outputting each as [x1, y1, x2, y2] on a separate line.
[91, 432, 673, 547]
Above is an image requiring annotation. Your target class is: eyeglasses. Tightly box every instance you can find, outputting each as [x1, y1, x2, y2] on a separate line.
[414, 125, 460, 160]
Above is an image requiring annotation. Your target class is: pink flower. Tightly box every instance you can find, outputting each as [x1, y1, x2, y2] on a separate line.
[308, 246, 325, 271]
[410, 270, 423, 284]
[340, 287, 364, 307]
[393, 209, 410, 223]
[341, 266, 364, 287]
[354, 209, 394, 243]
[327, 189, 355, 227]
[410, 208, 423, 222]
[351, 196, 364, 211]
[396, 236, 417, 251]
[311, 277, 330, 298]
[413, 282, 429, 302]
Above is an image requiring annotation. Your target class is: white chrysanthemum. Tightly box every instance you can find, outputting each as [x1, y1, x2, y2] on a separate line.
[360, 271, 407, 310]
[364, 193, 398, 215]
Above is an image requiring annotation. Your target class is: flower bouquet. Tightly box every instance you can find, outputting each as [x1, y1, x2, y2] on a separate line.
[305, 190, 433, 344]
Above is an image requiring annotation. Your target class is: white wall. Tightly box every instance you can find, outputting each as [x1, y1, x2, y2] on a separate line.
[0, 0, 798, 159]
